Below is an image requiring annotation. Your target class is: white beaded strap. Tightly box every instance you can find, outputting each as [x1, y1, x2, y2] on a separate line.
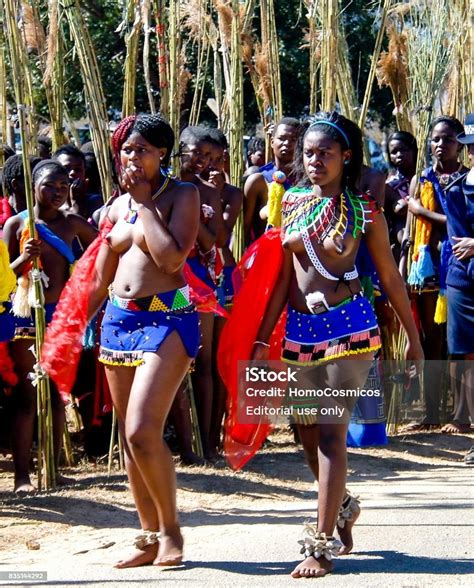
[134, 530, 160, 549]
[301, 228, 358, 282]
[298, 524, 342, 560]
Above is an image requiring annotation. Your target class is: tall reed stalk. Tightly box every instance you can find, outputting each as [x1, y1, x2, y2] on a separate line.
[153, 0, 170, 118]
[358, 0, 393, 131]
[141, 0, 156, 113]
[4, 0, 55, 490]
[168, 0, 181, 172]
[319, 0, 338, 112]
[229, 0, 244, 260]
[406, 1, 457, 179]
[0, 3, 8, 164]
[121, 0, 141, 117]
[61, 0, 111, 201]
[260, 0, 282, 123]
[304, 1, 320, 114]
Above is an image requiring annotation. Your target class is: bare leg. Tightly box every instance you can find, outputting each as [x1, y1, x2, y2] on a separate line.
[291, 354, 372, 578]
[191, 312, 214, 460]
[10, 340, 37, 494]
[105, 365, 159, 568]
[124, 331, 192, 566]
[209, 315, 227, 458]
[418, 292, 444, 425]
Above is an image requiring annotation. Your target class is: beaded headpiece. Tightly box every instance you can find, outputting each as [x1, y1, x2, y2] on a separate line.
[309, 120, 350, 148]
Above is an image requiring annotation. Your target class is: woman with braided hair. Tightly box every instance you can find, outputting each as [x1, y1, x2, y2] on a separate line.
[97, 113, 201, 567]
[42, 113, 200, 567]
[219, 111, 423, 578]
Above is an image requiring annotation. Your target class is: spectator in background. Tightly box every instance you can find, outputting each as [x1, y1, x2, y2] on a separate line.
[53, 144, 101, 219]
[37, 136, 52, 160]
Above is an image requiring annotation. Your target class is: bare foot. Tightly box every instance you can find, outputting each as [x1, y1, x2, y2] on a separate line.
[14, 477, 36, 496]
[154, 529, 183, 567]
[291, 556, 334, 578]
[403, 421, 440, 432]
[441, 422, 471, 434]
[114, 542, 159, 569]
[337, 497, 360, 555]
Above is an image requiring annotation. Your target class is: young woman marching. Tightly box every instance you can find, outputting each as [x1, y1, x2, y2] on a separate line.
[220, 111, 423, 578]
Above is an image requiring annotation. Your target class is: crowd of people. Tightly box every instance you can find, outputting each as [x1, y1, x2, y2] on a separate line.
[0, 109, 473, 577]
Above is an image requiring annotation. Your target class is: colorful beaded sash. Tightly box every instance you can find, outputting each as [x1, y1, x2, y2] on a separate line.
[109, 285, 193, 313]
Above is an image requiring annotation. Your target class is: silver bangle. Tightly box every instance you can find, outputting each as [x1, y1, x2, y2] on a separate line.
[254, 340, 270, 348]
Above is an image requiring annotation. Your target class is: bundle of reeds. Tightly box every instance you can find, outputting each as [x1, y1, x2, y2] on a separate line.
[182, 0, 212, 126]
[24, 0, 65, 152]
[358, 0, 393, 131]
[376, 10, 412, 132]
[4, 0, 54, 490]
[405, 1, 457, 178]
[319, 0, 338, 112]
[61, 0, 112, 202]
[444, 0, 472, 121]
[303, 1, 321, 114]
[260, 0, 282, 123]
[121, 0, 141, 117]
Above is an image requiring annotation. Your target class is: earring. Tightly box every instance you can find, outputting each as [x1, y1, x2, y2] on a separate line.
[344, 159, 350, 165]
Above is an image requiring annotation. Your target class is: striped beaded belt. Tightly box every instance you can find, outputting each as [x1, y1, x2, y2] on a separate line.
[109, 284, 194, 313]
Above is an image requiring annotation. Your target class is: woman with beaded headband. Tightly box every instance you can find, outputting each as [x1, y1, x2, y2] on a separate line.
[220, 111, 423, 578]
[42, 113, 201, 568]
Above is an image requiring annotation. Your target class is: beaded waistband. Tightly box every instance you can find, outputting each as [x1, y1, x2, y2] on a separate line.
[109, 284, 194, 312]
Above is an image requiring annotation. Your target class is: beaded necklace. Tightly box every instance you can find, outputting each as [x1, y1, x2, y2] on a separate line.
[282, 187, 372, 244]
[124, 174, 171, 224]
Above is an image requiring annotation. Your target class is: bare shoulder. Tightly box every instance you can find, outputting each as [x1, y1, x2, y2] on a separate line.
[3, 213, 23, 234]
[244, 172, 265, 192]
[106, 194, 130, 223]
[169, 179, 199, 204]
[222, 183, 243, 204]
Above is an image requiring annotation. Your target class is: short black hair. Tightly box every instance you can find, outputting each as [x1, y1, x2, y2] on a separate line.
[80, 141, 95, 155]
[38, 135, 52, 155]
[430, 115, 464, 136]
[2, 154, 42, 196]
[386, 131, 418, 162]
[247, 137, 265, 155]
[208, 128, 228, 150]
[53, 143, 86, 163]
[179, 125, 216, 149]
[32, 159, 69, 186]
[273, 117, 302, 136]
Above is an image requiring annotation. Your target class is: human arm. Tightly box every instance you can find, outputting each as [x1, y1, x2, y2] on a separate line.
[2, 216, 41, 276]
[252, 246, 293, 360]
[121, 167, 200, 273]
[407, 175, 446, 225]
[197, 183, 225, 251]
[218, 185, 243, 245]
[243, 173, 267, 242]
[364, 213, 423, 361]
[71, 215, 99, 249]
